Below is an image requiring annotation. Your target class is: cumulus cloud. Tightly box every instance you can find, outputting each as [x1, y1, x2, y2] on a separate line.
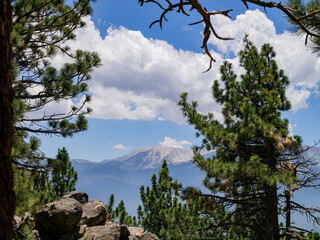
[288, 123, 297, 136]
[159, 136, 192, 149]
[113, 144, 131, 150]
[209, 9, 320, 111]
[47, 11, 320, 124]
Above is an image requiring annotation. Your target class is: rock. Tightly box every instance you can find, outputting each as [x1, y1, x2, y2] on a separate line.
[128, 227, 145, 237]
[14, 212, 36, 240]
[80, 199, 107, 227]
[120, 225, 130, 240]
[17, 191, 160, 240]
[62, 191, 89, 204]
[140, 232, 160, 240]
[31, 230, 40, 240]
[79, 222, 121, 240]
[35, 197, 82, 237]
[128, 227, 160, 240]
[13, 215, 22, 229]
[60, 225, 86, 240]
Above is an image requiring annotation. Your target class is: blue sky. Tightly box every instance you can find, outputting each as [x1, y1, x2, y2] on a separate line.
[36, 0, 320, 162]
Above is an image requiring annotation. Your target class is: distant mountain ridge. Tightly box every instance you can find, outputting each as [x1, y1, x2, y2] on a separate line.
[73, 145, 214, 169]
[71, 146, 207, 216]
[102, 146, 194, 169]
[71, 145, 320, 219]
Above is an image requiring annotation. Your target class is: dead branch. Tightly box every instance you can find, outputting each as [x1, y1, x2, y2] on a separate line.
[139, 0, 320, 71]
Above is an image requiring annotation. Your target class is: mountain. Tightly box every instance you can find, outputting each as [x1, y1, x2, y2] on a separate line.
[72, 146, 206, 215]
[102, 146, 195, 169]
[72, 145, 320, 222]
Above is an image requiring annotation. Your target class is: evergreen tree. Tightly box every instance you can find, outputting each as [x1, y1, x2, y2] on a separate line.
[48, 147, 78, 199]
[178, 36, 320, 239]
[138, 160, 216, 240]
[105, 194, 138, 226]
[10, 0, 100, 215]
[0, 0, 15, 239]
[286, 0, 320, 54]
[15, 147, 78, 214]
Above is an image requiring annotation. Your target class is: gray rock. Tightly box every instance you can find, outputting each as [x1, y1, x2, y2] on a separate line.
[13, 215, 22, 229]
[140, 232, 160, 240]
[14, 212, 36, 240]
[35, 198, 82, 237]
[120, 225, 130, 240]
[79, 222, 121, 240]
[128, 227, 159, 240]
[60, 225, 87, 240]
[62, 191, 89, 204]
[80, 199, 107, 227]
[128, 227, 144, 237]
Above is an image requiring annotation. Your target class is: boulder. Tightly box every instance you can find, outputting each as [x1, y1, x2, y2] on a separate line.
[62, 191, 89, 204]
[59, 224, 87, 240]
[35, 197, 82, 237]
[80, 199, 107, 227]
[128, 227, 144, 237]
[79, 222, 121, 240]
[120, 225, 130, 240]
[14, 212, 37, 240]
[128, 227, 160, 240]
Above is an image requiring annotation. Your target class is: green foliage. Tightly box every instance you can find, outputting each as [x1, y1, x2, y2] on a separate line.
[138, 160, 217, 240]
[11, 0, 100, 215]
[15, 147, 78, 215]
[285, 0, 320, 54]
[106, 194, 138, 226]
[178, 36, 320, 239]
[48, 147, 78, 199]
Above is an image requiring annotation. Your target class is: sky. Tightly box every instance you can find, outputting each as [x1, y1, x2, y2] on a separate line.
[36, 0, 320, 162]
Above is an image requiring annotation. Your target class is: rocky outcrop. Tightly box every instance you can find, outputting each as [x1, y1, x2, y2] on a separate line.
[35, 197, 83, 238]
[80, 222, 121, 240]
[80, 199, 107, 227]
[128, 227, 159, 240]
[62, 191, 89, 204]
[14, 191, 159, 240]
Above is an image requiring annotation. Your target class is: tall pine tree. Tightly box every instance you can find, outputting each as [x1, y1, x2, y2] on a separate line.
[178, 36, 320, 239]
[48, 147, 78, 199]
[10, 0, 100, 215]
[0, 0, 15, 239]
[138, 160, 217, 240]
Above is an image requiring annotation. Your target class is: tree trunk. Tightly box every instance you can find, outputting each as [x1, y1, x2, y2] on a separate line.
[265, 185, 280, 240]
[285, 191, 292, 240]
[265, 144, 280, 240]
[0, 1, 15, 239]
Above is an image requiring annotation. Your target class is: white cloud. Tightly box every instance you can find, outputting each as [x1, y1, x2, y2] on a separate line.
[113, 144, 130, 150]
[209, 9, 320, 112]
[47, 11, 320, 124]
[159, 136, 192, 149]
[288, 123, 297, 136]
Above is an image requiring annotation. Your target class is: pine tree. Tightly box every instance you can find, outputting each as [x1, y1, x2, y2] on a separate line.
[178, 36, 320, 239]
[48, 147, 78, 199]
[0, 0, 15, 239]
[105, 194, 138, 226]
[10, 0, 100, 215]
[285, 0, 320, 54]
[138, 160, 216, 240]
[14, 147, 78, 215]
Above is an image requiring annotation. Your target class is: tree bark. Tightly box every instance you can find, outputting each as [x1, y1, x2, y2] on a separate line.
[265, 185, 280, 240]
[0, 1, 15, 239]
[265, 144, 280, 240]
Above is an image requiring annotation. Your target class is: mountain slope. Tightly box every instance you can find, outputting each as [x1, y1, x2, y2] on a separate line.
[102, 146, 195, 169]
[72, 145, 320, 217]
